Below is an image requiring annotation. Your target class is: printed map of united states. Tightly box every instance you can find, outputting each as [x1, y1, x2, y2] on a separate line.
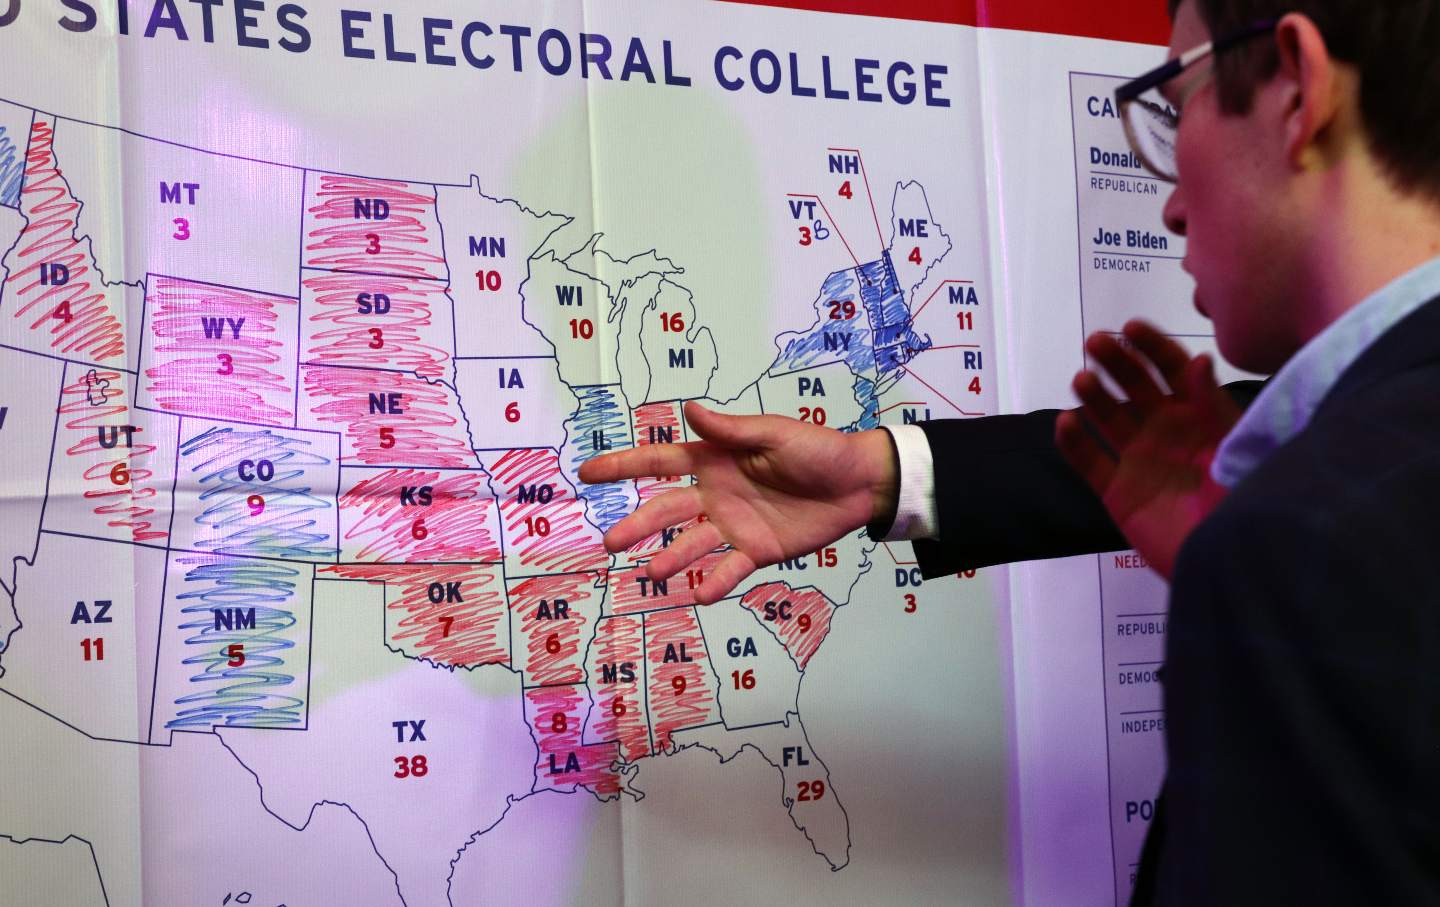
[0, 97, 953, 905]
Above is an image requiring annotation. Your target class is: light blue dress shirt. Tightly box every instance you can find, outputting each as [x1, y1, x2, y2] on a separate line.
[1211, 255, 1440, 488]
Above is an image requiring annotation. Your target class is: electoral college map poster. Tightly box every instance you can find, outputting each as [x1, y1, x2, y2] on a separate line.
[0, 1, 1243, 905]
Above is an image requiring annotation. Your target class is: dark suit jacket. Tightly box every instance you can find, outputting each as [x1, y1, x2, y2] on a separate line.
[901, 297, 1440, 903]
[906, 381, 1262, 579]
[1144, 297, 1440, 905]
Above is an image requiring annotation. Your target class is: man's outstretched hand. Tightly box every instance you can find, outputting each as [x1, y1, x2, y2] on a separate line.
[1055, 321, 1241, 580]
[578, 403, 897, 605]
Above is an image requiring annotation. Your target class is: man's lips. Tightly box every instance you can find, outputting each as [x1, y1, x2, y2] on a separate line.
[1183, 259, 1207, 317]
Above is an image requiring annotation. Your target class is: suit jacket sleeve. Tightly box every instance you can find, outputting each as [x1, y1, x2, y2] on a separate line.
[905, 380, 1265, 580]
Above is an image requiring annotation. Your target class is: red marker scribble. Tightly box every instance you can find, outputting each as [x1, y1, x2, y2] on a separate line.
[301, 271, 452, 378]
[645, 606, 720, 753]
[56, 368, 168, 542]
[626, 401, 688, 561]
[302, 365, 475, 467]
[523, 684, 624, 797]
[739, 582, 836, 670]
[608, 549, 728, 616]
[585, 615, 651, 762]
[508, 571, 602, 687]
[322, 562, 508, 668]
[339, 468, 500, 562]
[489, 448, 607, 574]
[143, 275, 296, 426]
[2, 116, 124, 361]
[303, 174, 446, 280]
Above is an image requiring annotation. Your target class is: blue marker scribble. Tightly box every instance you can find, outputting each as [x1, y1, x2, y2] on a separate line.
[771, 269, 877, 376]
[166, 553, 305, 729]
[850, 373, 880, 431]
[861, 252, 931, 389]
[564, 385, 636, 533]
[0, 126, 21, 209]
[179, 425, 337, 561]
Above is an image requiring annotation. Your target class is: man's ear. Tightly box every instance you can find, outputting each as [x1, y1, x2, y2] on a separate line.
[1273, 12, 1343, 171]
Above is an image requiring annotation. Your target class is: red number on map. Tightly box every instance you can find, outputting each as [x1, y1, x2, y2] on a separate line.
[797, 780, 826, 801]
[378, 426, 395, 449]
[505, 402, 521, 423]
[968, 376, 982, 395]
[439, 616, 455, 638]
[611, 698, 626, 717]
[216, 353, 234, 376]
[365, 233, 381, 255]
[799, 406, 826, 425]
[411, 518, 428, 540]
[81, 637, 104, 661]
[569, 318, 594, 340]
[731, 669, 755, 690]
[476, 270, 502, 291]
[814, 546, 837, 567]
[545, 633, 561, 655]
[53, 300, 73, 323]
[838, 180, 853, 199]
[798, 226, 812, 246]
[957, 311, 973, 331]
[109, 462, 130, 485]
[225, 643, 246, 668]
[551, 712, 567, 733]
[247, 494, 265, 516]
[797, 614, 812, 633]
[394, 755, 428, 778]
[525, 516, 550, 537]
[661, 312, 685, 332]
[903, 593, 917, 613]
[173, 217, 190, 241]
[908, 246, 922, 265]
[686, 569, 703, 589]
[368, 327, 384, 349]
[827, 300, 856, 320]
[671, 675, 686, 695]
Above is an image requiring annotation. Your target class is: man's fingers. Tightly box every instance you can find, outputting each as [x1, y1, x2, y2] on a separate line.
[1123, 320, 1192, 392]
[579, 441, 696, 484]
[694, 549, 759, 606]
[684, 402, 787, 450]
[1086, 332, 1166, 410]
[1186, 354, 1241, 427]
[646, 520, 724, 582]
[602, 487, 703, 552]
[1056, 409, 1118, 495]
[1073, 369, 1136, 450]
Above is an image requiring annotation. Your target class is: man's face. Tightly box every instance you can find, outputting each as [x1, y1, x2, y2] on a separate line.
[1161, 1, 1299, 374]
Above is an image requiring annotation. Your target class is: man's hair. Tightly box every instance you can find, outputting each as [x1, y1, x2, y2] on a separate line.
[1169, 0, 1440, 199]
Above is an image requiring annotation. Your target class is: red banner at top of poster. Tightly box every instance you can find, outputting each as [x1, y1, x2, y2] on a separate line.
[718, 0, 1173, 46]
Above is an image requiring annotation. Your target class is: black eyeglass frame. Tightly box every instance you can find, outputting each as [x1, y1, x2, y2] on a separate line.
[1114, 18, 1280, 181]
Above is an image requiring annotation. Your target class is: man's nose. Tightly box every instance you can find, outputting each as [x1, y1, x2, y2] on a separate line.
[1162, 184, 1187, 236]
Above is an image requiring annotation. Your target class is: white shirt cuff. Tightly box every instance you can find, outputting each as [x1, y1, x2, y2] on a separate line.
[880, 424, 939, 541]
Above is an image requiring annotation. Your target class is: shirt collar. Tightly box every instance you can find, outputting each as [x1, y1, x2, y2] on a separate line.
[1211, 254, 1440, 488]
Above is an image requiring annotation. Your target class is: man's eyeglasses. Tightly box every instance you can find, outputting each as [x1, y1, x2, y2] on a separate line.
[1115, 19, 1279, 182]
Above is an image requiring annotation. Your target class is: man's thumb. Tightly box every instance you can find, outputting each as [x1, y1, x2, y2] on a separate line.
[684, 401, 779, 449]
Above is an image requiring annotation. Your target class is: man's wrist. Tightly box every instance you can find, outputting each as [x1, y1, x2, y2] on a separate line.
[856, 428, 900, 533]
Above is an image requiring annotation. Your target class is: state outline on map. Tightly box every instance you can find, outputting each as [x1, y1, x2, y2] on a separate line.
[0, 111, 146, 375]
[0, 830, 110, 907]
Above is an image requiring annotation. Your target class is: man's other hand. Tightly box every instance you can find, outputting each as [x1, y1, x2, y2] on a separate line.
[578, 402, 897, 604]
[1056, 320, 1241, 580]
